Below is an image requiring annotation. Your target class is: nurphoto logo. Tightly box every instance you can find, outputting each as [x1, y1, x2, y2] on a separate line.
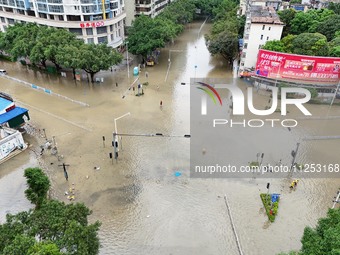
[196, 82, 312, 128]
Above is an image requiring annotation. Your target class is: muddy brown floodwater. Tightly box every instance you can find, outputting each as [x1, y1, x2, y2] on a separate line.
[0, 21, 339, 255]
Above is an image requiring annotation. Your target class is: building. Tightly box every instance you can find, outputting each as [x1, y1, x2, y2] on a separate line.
[0, 0, 126, 47]
[239, 6, 284, 74]
[0, 92, 29, 128]
[0, 126, 27, 163]
[125, 0, 172, 27]
[239, 0, 282, 16]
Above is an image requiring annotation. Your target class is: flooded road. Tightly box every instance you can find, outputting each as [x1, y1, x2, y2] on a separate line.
[0, 21, 339, 255]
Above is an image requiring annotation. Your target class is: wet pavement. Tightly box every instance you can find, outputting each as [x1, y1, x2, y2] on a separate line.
[0, 21, 339, 255]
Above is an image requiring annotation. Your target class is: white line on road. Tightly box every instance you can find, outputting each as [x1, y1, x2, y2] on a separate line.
[17, 100, 92, 132]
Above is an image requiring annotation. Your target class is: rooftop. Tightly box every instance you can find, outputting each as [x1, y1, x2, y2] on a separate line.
[250, 6, 284, 25]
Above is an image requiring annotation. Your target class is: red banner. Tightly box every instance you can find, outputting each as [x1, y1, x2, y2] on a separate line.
[255, 50, 340, 84]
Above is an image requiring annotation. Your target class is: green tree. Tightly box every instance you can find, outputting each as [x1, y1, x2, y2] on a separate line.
[281, 34, 296, 53]
[24, 168, 50, 208]
[317, 15, 340, 41]
[262, 40, 286, 52]
[290, 9, 335, 35]
[328, 2, 340, 15]
[277, 208, 340, 255]
[206, 30, 239, 65]
[290, 0, 301, 4]
[0, 168, 101, 255]
[2, 235, 35, 255]
[28, 242, 61, 255]
[278, 9, 297, 37]
[128, 15, 177, 61]
[0, 23, 39, 61]
[291, 33, 329, 56]
[56, 41, 83, 79]
[78, 43, 122, 82]
[40, 27, 79, 71]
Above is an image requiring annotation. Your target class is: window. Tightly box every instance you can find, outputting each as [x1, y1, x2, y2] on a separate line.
[7, 18, 14, 24]
[49, 5, 64, 13]
[268, 27, 271, 31]
[98, 36, 107, 44]
[97, 26, 107, 34]
[86, 27, 93, 35]
[87, 38, 94, 44]
[262, 25, 265, 30]
[69, 28, 82, 35]
[266, 36, 269, 40]
[111, 34, 113, 41]
[0, 17, 4, 23]
[242, 52, 246, 58]
[260, 34, 263, 40]
[110, 25, 113, 32]
[244, 43, 247, 49]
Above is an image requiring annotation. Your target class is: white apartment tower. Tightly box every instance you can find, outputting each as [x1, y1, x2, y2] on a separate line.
[239, 5, 283, 73]
[125, 0, 172, 27]
[0, 0, 126, 47]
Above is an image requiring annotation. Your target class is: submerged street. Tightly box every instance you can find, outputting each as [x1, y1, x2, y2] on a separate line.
[0, 21, 339, 255]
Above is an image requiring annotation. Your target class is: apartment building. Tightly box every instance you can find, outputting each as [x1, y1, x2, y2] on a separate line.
[0, 0, 126, 47]
[125, 0, 172, 27]
[239, 0, 282, 15]
[239, 5, 284, 73]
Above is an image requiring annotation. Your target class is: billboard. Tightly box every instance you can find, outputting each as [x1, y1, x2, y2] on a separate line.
[255, 50, 340, 84]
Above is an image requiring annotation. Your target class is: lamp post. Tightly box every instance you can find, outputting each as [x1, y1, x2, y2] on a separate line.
[114, 112, 131, 151]
[126, 41, 130, 79]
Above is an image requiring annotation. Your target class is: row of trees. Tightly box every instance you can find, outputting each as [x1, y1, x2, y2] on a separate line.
[205, 0, 244, 66]
[261, 7, 340, 57]
[127, 0, 198, 61]
[262, 32, 340, 57]
[278, 8, 340, 41]
[278, 208, 340, 255]
[0, 167, 101, 254]
[0, 23, 122, 82]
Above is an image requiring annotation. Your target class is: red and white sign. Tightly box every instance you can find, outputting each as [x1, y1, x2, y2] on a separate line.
[255, 50, 340, 84]
[80, 21, 105, 28]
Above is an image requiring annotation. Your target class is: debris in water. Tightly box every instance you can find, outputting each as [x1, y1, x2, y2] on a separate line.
[174, 171, 181, 177]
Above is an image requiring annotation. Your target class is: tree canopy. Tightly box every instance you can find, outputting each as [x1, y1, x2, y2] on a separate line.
[0, 23, 122, 82]
[278, 208, 340, 255]
[290, 9, 335, 35]
[205, 0, 243, 65]
[0, 168, 101, 255]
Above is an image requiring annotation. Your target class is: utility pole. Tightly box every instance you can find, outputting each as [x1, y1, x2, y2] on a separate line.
[113, 132, 118, 163]
[290, 142, 300, 172]
[58, 163, 70, 181]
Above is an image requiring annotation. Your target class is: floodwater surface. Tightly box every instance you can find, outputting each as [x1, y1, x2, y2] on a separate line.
[0, 21, 339, 255]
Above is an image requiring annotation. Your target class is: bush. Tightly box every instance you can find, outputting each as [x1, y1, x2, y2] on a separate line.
[260, 193, 280, 222]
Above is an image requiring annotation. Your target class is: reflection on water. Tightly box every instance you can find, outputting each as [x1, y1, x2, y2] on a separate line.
[0, 21, 339, 255]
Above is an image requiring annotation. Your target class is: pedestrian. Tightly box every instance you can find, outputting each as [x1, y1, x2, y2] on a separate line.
[160, 100, 163, 107]
[145, 71, 149, 78]
[116, 82, 118, 87]
[110, 67, 113, 72]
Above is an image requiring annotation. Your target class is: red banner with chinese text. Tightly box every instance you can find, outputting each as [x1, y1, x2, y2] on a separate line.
[255, 50, 340, 84]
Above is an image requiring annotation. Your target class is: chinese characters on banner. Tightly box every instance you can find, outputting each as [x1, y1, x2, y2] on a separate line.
[80, 21, 105, 28]
[255, 49, 340, 84]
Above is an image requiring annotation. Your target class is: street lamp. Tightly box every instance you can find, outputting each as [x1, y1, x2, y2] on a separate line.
[126, 41, 130, 79]
[113, 112, 130, 159]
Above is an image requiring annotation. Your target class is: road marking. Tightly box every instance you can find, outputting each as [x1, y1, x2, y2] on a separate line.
[17, 100, 92, 132]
